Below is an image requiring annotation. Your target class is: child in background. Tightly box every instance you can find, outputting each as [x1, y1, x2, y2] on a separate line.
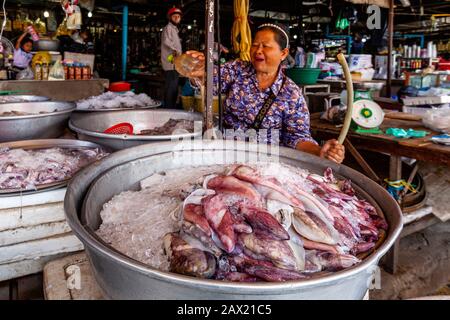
[13, 31, 33, 69]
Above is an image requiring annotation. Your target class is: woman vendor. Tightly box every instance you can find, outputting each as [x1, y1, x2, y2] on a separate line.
[186, 23, 345, 163]
[13, 31, 33, 69]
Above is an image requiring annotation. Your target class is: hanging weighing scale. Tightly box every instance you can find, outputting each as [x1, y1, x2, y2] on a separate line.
[351, 99, 384, 134]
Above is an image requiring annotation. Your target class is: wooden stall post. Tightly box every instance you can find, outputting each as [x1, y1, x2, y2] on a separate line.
[386, 0, 394, 98]
[204, 0, 215, 131]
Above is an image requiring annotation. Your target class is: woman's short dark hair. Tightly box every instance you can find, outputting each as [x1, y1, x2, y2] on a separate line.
[256, 23, 289, 50]
[20, 37, 33, 48]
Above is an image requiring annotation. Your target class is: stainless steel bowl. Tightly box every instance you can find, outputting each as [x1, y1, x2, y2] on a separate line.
[64, 140, 403, 300]
[33, 39, 60, 52]
[69, 109, 203, 150]
[0, 95, 50, 104]
[0, 101, 76, 142]
[75, 100, 162, 112]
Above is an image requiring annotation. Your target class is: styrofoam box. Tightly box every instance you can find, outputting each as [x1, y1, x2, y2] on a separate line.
[402, 105, 432, 117]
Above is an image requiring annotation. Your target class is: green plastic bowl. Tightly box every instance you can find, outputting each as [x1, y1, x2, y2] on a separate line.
[286, 67, 321, 85]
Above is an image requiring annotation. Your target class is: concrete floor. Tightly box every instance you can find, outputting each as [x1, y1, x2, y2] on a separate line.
[370, 221, 450, 300]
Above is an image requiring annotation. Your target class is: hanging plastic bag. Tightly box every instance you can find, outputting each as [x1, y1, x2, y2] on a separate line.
[34, 18, 47, 34]
[48, 58, 65, 80]
[78, 0, 95, 12]
[67, 7, 82, 30]
[61, 0, 82, 30]
[56, 18, 70, 36]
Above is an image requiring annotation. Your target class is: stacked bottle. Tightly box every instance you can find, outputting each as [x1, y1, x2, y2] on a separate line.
[62, 62, 92, 80]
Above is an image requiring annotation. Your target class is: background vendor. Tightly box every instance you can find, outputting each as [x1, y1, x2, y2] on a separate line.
[161, 7, 183, 109]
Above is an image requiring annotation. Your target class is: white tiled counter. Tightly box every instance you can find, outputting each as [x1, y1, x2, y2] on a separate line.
[0, 188, 83, 281]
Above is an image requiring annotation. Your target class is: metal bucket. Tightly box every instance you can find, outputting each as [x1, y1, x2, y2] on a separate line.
[64, 140, 403, 300]
[0, 101, 75, 142]
[69, 109, 203, 150]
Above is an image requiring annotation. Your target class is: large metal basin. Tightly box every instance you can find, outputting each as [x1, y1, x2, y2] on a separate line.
[64, 140, 403, 300]
[0, 101, 75, 142]
[69, 109, 203, 150]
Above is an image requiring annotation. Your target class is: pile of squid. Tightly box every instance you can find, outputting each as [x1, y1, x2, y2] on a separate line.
[0, 147, 108, 191]
[163, 164, 388, 282]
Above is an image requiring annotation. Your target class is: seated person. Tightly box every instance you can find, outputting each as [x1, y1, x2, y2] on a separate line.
[59, 29, 94, 54]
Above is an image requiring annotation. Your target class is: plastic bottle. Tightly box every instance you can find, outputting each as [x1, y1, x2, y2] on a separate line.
[63, 63, 69, 80]
[169, 53, 203, 79]
[43, 63, 50, 80]
[294, 47, 305, 68]
[75, 63, 82, 80]
[82, 64, 91, 80]
[27, 25, 39, 42]
[412, 44, 417, 58]
[34, 63, 42, 80]
[68, 63, 75, 80]
[427, 41, 433, 58]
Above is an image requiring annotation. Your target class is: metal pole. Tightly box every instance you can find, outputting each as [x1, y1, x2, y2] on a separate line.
[217, 0, 223, 132]
[204, 0, 214, 131]
[387, 0, 394, 98]
[122, 5, 128, 81]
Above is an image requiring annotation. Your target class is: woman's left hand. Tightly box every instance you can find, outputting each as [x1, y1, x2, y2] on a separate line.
[320, 139, 345, 164]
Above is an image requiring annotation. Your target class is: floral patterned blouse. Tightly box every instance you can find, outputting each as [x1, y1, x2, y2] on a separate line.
[214, 60, 317, 148]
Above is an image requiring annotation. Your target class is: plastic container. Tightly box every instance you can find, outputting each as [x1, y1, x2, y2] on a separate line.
[27, 25, 39, 41]
[109, 82, 131, 92]
[402, 105, 432, 117]
[286, 67, 321, 85]
[193, 95, 224, 114]
[181, 96, 196, 111]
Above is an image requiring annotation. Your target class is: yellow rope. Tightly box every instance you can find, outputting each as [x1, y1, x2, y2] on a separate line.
[384, 178, 417, 193]
[232, 0, 251, 61]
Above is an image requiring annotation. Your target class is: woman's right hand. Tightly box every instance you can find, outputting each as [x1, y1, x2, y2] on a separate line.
[185, 50, 205, 79]
[186, 50, 205, 60]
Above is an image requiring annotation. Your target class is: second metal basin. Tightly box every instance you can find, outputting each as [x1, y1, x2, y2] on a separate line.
[69, 109, 203, 150]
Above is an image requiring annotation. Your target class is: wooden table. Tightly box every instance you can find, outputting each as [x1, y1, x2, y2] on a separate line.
[310, 112, 449, 273]
[0, 79, 109, 102]
[317, 79, 385, 92]
[311, 113, 450, 167]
